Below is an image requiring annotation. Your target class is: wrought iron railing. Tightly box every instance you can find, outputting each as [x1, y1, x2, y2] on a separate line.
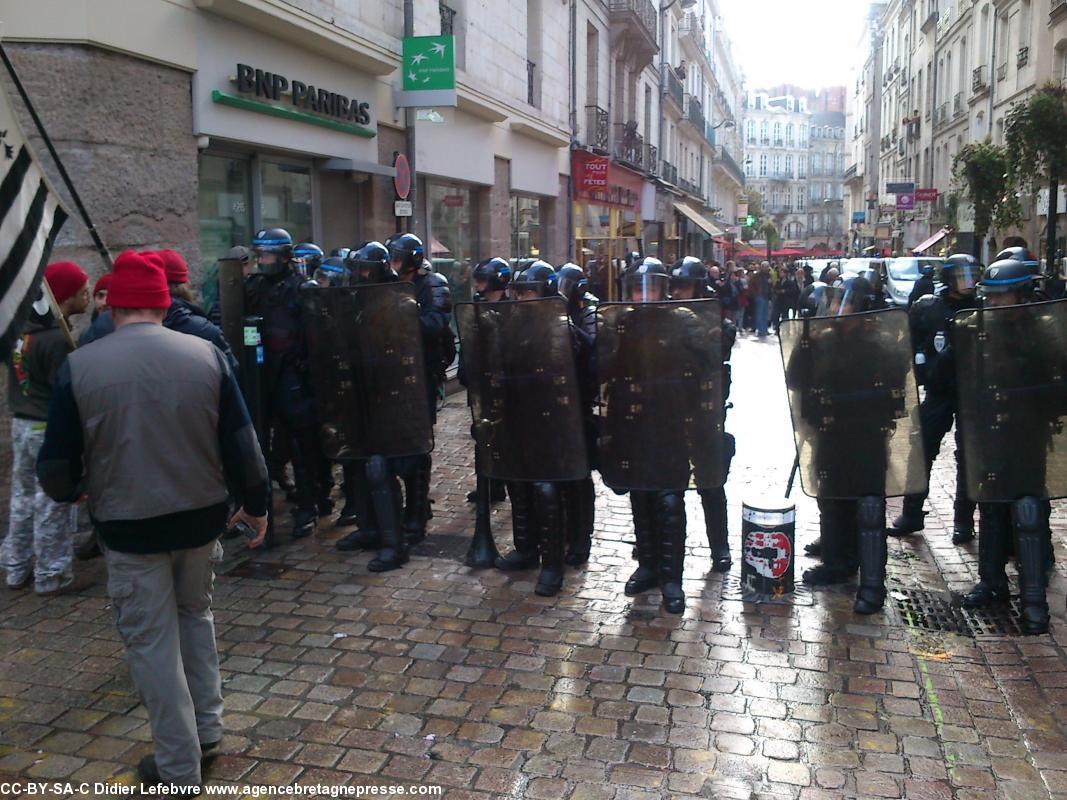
[716, 146, 744, 185]
[439, 2, 455, 34]
[585, 105, 609, 151]
[972, 65, 988, 93]
[663, 64, 685, 109]
[660, 160, 678, 185]
[613, 122, 644, 167]
[608, 0, 657, 41]
[527, 60, 537, 106]
[684, 94, 706, 132]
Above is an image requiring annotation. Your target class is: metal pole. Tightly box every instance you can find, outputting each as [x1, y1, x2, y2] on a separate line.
[404, 0, 417, 237]
[0, 43, 113, 269]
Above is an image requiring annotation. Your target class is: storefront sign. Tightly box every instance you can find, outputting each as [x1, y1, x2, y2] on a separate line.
[394, 200, 413, 217]
[886, 181, 915, 195]
[571, 151, 642, 212]
[851, 211, 866, 223]
[915, 188, 939, 202]
[397, 36, 457, 107]
[222, 64, 373, 137]
[442, 195, 465, 207]
[896, 193, 915, 210]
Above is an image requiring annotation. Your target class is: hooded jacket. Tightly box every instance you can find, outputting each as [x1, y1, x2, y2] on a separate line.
[7, 312, 72, 421]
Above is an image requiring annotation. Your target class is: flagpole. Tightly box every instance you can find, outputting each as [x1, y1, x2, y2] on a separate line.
[40, 278, 76, 351]
[0, 42, 113, 269]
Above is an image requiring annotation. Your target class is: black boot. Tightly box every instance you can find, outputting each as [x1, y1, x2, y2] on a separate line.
[700, 488, 731, 573]
[625, 491, 659, 595]
[854, 497, 888, 615]
[887, 494, 924, 537]
[495, 482, 540, 570]
[465, 473, 501, 569]
[337, 462, 374, 528]
[366, 457, 408, 572]
[402, 454, 433, 546]
[1013, 498, 1050, 635]
[564, 478, 595, 567]
[291, 508, 316, 539]
[534, 484, 565, 597]
[467, 480, 506, 504]
[803, 500, 857, 585]
[952, 496, 976, 544]
[803, 538, 822, 557]
[962, 504, 1011, 607]
[659, 492, 687, 614]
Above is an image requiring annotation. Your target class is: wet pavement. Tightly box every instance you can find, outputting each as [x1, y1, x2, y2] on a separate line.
[3, 330, 1067, 799]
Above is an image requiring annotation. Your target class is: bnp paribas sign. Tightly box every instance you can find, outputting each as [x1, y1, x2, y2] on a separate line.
[396, 35, 457, 108]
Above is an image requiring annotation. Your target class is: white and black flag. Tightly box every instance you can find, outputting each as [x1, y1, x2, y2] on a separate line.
[0, 80, 67, 346]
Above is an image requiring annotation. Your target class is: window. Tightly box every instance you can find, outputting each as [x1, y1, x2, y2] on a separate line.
[744, 159, 754, 178]
[260, 161, 312, 243]
[786, 123, 794, 145]
[759, 154, 768, 176]
[785, 154, 793, 176]
[510, 195, 541, 259]
[812, 153, 822, 174]
[746, 119, 756, 142]
[798, 155, 806, 177]
[428, 183, 477, 303]
[797, 191, 805, 211]
[760, 121, 769, 142]
[773, 155, 781, 176]
[198, 154, 253, 265]
[773, 122, 782, 143]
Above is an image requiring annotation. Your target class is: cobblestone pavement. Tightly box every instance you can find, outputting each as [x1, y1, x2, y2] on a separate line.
[3, 330, 1067, 799]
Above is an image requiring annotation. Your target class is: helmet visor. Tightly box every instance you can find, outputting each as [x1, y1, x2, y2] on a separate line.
[509, 281, 548, 301]
[945, 263, 979, 294]
[815, 285, 866, 317]
[313, 265, 345, 286]
[625, 273, 669, 303]
[668, 276, 704, 299]
[557, 272, 584, 301]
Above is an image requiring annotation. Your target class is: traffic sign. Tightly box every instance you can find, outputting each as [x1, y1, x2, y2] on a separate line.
[394, 153, 411, 200]
[394, 200, 413, 217]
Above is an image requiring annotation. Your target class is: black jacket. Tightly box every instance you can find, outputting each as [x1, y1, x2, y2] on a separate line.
[7, 313, 72, 421]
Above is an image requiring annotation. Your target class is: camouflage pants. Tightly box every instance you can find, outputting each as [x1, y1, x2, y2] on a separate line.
[1, 417, 73, 591]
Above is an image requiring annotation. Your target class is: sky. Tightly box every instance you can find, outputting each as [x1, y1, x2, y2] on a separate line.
[715, 0, 869, 91]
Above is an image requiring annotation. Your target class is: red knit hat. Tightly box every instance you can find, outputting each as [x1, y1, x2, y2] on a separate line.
[157, 249, 189, 284]
[93, 273, 112, 295]
[44, 261, 89, 305]
[108, 250, 171, 309]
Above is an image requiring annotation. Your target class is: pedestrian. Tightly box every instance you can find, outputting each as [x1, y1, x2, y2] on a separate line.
[754, 261, 772, 337]
[91, 272, 111, 323]
[36, 250, 269, 790]
[2, 261, 90, 594]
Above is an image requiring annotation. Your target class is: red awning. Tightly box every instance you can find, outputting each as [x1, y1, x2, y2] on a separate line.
[913, 227, 950, 254]
[771, 248, 807, 257]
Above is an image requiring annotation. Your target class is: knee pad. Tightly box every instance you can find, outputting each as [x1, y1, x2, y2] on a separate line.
[857, 496, 885, 530]
[1012, 497, 1042, 531]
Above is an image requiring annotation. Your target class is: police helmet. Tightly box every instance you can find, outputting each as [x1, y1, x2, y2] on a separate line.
[994, 246, 1039, 273]
[510, 260, 557, 299]
[941, 254, 981, 296]
[670, 256, 709, 298]
[979, 258, 1033, 299]
[625, 257, 670, 302]
[815, 275, 873, 316]
[312, 256, 346, 287]
[330, 247, 352, 261]
[387, 233, 426, 276]
[348, 242, 394, 284]
[556, 263, 587, 303]
[293, 242, 324, 268]
[472, 257, 512, 296]
[251, 227, 294, 275]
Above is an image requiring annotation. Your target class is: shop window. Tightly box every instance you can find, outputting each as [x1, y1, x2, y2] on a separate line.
[260, 161, 312, 244]
[511, 195, 542, 259]
[198, 154, 252, 265]
[428, 183, 477, 302]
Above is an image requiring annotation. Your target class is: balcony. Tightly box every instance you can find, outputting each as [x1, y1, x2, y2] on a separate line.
[643, 143, 659, 176]
[715, 145, 745, 186]
[997, 62, 1008, 81]
[936, 103, 948, 126]
[663, 63, 685, 112]
[679, 13, 706, 55]
[439, 1, 455, 34]
[684, 94, 706, 134]
[760, 137, 771, 145]
[953, 92, 963, 116]
[608, 0, 659, 71]
[660, 160, 678, 185]
[972, 64, 989, 95]
[678, 176, 702, 197]
[584, 105, 609, 151]
[1018, 46, 1030, 67]
[613, 122, 644, 169]
[1054, 0, 1067, 23]
[527, 60, 537, 107]
[843, 163, 858, 181]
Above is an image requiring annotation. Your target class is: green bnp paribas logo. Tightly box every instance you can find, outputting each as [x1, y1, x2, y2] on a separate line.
[402, 36, 456, 92]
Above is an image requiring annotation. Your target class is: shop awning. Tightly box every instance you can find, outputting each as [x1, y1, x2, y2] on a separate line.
[673, 202, 724, 237]
[913, 226, 951, 254]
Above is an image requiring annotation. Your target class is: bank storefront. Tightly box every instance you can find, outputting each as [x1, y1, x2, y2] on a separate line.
[193, 12, 392, 267]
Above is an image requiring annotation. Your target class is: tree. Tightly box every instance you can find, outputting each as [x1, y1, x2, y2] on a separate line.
[741, 188, 765, 240]
[759, 220, 780, 260]
[952, 141, 1021, 257]
[1005, 85, 1067, 263]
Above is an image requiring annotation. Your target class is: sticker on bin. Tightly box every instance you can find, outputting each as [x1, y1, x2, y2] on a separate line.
[743, 530, 792, 579]
[244, 326, 261, 346]
[742, 506, 796, 526]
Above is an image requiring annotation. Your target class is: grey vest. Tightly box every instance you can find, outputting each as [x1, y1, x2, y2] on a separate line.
[68, 323, 228, 522]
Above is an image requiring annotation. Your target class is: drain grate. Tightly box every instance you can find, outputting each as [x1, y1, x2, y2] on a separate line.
[223, 560, 288, 580]
[891, 587, 1023, 636]
[719, 573, 815, 605]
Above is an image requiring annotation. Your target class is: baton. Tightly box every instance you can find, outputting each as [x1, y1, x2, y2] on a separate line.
[785, 452, 800, 498]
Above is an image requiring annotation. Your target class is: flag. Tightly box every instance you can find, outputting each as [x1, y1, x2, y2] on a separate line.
[0, 80, 68, 350]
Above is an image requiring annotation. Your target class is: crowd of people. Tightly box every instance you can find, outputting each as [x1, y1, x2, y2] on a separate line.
[1, 229, 1063, 790]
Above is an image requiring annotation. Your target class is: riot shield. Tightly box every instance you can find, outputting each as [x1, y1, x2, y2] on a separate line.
[779, 308, 926, 499]
[596, 300, 724, 491]
[954, 299, 1067, 502]
[302, 282, 433, 460]
[455, 297, 589, 482]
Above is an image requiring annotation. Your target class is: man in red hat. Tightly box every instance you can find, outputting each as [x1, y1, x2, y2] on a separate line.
[91, 272, 111, 321]
[1, 261, 89, 594]
[37, 250, 269, 791]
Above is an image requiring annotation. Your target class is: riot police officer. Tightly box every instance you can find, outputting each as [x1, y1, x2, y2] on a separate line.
[293, 242, 325, 280]
[389, 234, 453, 545]
[669, 257, 736, 572]
[958, 257, 1059, 634]
[335, 242, 395, 550]
[244, 228, 323, 538]
[889, 254, 980, 543]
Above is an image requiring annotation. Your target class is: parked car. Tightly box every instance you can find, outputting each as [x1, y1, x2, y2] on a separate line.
[884, 257, 945, 306]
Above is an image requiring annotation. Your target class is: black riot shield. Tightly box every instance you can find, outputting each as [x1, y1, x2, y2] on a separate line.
[779, 308, 926, 499]
[953, 299, 1067, 502]
[455, 297, 589, 482]
[596, 300, 724, 491]
[302, 282, 434, 460]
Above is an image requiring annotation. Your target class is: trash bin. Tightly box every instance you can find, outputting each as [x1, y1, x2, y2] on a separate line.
[741, 497, 796, 598]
